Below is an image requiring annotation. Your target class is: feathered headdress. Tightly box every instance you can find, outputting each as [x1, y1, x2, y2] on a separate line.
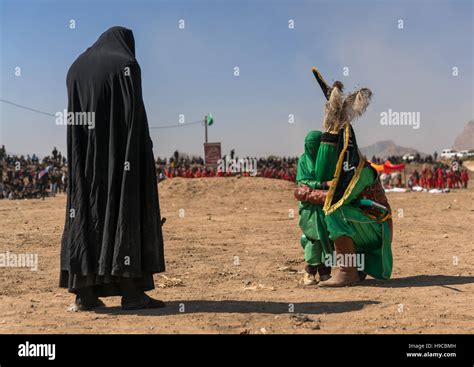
[312, 67, 372, 133]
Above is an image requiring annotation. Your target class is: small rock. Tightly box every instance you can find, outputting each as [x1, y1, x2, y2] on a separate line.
[67, 304, 78, 312]
[290, 313, 314, 324]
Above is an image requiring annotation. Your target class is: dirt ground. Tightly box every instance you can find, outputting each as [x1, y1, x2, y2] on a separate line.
[0, 177, 473, 334]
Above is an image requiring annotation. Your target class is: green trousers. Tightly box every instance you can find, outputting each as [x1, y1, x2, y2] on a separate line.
[300, 235, 324, 266]
[325, 206, 392, 279]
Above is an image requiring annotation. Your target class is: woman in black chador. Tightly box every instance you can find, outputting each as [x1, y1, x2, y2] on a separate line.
[60, 26, 166, 311]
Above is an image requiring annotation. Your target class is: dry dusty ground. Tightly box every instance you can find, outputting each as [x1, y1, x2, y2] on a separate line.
[0, 177, 473, 334]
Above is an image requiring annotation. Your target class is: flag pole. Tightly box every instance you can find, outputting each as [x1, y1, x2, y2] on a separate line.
[204, 115, 208, 143]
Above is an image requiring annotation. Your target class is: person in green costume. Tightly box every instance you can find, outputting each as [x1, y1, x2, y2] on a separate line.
[296, 130, 333, 285]
[321, 162, 393, 286]
[296, 67, 394, 287]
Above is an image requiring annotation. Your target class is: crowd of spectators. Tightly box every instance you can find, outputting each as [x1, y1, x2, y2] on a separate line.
[1, 146, 470, 200]
[0, 145, 67, 200]
[156, 150, 297, 182]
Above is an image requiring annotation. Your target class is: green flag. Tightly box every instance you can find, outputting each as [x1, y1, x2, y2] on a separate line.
[206, 113, 214, 126]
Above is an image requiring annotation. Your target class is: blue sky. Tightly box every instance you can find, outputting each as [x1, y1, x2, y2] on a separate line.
[1, 0, 472, 158]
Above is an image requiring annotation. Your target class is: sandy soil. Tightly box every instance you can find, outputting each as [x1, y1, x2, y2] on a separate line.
[0, 177, 473, 334]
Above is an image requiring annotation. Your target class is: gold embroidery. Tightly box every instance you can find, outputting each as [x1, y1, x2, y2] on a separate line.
[323, 124, 365, 215]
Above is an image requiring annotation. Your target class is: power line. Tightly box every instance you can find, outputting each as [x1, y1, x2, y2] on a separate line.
[0, 98, 56, 117]
[0, 98, 204, 129]
[148, 120, 203, 129]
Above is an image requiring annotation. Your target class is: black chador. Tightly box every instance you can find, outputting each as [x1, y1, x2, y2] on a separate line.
[60, 26, 165, 310]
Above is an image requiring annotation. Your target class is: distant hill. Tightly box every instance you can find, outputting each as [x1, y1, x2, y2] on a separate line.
[360, 140, 422, 159]
[452, 120, 474, 151]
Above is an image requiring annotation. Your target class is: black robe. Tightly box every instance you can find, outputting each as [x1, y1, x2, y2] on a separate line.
[59, 26, 165, 296]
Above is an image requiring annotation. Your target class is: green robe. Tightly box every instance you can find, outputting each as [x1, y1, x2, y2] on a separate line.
[318, 125, 393, 279]
[296, 131, 333, 266]
[324, 167, 393, 279]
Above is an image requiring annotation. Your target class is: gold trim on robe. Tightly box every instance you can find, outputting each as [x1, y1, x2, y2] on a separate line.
[323, 124, 365, 215]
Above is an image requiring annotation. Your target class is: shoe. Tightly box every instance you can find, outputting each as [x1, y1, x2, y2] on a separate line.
[319, 236, 360, 287]
[301, 271, 318, 286]
[74, 296, 105, 311]
[121, 294, 166, 310]
[317, 264, 332, 282]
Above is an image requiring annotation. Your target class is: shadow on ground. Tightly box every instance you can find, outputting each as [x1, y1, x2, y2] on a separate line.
[94, 299, 380, 316]
[361, 275, 474, 290]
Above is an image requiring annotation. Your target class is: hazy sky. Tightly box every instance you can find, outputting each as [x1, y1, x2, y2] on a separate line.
[1, 0, 472, 159]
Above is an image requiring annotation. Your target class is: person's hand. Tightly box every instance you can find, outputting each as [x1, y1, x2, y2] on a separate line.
[294, 185, 311, 202]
